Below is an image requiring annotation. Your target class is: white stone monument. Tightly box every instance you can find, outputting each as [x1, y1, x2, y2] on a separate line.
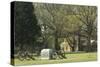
[40, 49, 53, 60]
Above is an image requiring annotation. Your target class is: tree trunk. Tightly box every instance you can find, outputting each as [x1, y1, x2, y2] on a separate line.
[78, 35, 83, 51]
[87, 36, 91, 52]
[54, 32, 60, 51]
[73, 36, 78, 52]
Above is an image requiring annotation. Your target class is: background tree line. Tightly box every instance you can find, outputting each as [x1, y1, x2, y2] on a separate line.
[33, 3, 97, 52]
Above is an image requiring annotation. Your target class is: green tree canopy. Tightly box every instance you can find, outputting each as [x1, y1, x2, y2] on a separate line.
[14, 2, 41, 50]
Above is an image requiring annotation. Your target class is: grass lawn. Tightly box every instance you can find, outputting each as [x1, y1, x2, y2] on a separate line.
[12, 52, 97, 66]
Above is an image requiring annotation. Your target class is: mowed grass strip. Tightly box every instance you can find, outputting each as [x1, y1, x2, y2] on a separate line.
[13, 52, 97, 66]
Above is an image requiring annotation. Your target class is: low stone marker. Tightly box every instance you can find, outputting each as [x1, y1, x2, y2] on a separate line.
[40, 49, 53, 60]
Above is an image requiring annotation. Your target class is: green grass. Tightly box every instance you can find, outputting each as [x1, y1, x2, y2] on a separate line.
[13, 52, 97, 66]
